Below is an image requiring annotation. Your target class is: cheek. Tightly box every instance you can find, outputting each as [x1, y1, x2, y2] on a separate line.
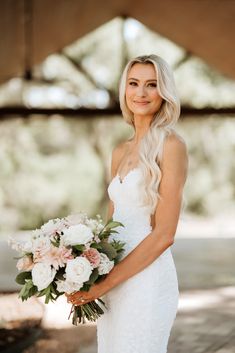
[151, 91, 163, 104]
[150, 89, 160, 99]
[125, 86, 133, 99]
[125, 88, 134, 107]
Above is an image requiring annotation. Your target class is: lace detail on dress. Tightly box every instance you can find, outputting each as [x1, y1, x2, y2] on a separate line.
[97, 167, 179, 353]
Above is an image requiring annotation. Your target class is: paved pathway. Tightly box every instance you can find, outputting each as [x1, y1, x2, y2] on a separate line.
[168, 286, 235, 353]
[19, 286, 235, 353]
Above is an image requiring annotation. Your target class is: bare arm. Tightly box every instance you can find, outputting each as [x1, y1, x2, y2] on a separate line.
[100, 134, 189, 293]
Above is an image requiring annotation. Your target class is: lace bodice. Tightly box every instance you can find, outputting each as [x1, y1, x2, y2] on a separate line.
[107, 167, 153, 257]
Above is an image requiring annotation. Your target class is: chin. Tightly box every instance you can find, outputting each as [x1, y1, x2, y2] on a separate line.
[133, 108, 153, 115]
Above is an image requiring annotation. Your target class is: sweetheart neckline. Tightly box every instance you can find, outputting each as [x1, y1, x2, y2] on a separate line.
[113, 167, 140, 184]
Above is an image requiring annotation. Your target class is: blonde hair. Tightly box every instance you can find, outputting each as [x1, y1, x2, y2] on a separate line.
[119, 54, 182, 215]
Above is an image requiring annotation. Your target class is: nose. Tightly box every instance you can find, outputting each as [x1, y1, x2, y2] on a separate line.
[136, 85, 146, 97]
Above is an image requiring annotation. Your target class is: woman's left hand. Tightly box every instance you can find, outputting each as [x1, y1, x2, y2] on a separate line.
[65, 282, 106, 306]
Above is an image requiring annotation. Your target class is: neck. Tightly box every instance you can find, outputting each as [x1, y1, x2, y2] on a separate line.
[132, 114, 152, 144]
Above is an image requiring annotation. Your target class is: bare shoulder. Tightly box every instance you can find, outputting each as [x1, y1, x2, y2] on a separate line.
[166, 130, 187, 148]
[163, 131, 188, 159]
[161, 131, 189, 182]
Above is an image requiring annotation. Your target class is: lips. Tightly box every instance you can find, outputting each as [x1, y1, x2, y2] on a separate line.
[134, 101, 149, 105]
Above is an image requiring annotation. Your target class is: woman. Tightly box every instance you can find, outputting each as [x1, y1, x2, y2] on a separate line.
[67, 54, 188, 353]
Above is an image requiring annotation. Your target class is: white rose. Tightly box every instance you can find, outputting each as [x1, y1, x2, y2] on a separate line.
[55, 280, 83, 294]
[62, 224, 94, 246]
[98, 253, 114, 275]
[65, 257, 92, 284]
[32, 263, 56, 291]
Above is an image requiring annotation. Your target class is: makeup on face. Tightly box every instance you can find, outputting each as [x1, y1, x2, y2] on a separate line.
[125, 63, 163, 116]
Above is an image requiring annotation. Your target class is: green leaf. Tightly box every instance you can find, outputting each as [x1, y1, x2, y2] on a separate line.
[90, 242, 102, 249]
[73, 244, 85, 251]
[37, 289, 46, 297]
[50, 282, 60, 296]
[28, 286, 38, 297]
[15, 271, 32, 285]
[19, 283, 28, 299]
[86, 268, 99, 285]
[105, 221, 124, 230]
[109, 230, 119, 234]
[18, 280, 36, 301]
[110, 239, 126, 252]
[99, 241, 117, 260]
[99, 230, 114, 240]
[80, 283, 91, 292]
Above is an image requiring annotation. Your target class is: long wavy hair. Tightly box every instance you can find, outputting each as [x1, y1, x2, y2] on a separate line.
[119, 54, 182, 215]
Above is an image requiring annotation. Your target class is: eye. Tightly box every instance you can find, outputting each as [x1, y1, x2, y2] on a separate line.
[129, 81, 137, 86]
[148, 83, 157, 87]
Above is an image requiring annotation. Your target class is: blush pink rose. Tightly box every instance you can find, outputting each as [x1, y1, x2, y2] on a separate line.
[82, 248, 101, 268]
[16, 256, 34, 271]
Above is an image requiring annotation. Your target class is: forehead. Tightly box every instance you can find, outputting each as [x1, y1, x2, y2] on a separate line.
[127, 63, 157, 80]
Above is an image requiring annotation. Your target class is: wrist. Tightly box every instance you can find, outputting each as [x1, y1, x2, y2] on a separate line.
[98, 277, 111, 296]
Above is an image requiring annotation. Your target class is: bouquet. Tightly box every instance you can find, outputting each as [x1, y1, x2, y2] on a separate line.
[9, 212, 125, 325]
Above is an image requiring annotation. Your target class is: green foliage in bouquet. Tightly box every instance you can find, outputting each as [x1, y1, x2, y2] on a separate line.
[16, 271, 63, 304]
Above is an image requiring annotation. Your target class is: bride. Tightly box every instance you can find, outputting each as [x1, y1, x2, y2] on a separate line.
[67, 54, 188, 353]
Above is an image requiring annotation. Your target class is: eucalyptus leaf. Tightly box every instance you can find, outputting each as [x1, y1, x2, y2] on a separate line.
[81, 283, 91, 291]
[86, 268, 99, 285]
[99, 241, 117, 260]
[15, 271, 32, 285]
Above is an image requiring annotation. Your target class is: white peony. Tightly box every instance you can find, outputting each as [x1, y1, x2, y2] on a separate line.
[62, 224, 94, 246]
[65, 257, 92, 284]
[55, 279, 83, 294]
[98, 253, 114, 275]
[32, 263, 56, 291]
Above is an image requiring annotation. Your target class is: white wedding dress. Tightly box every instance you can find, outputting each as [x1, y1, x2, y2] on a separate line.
[96, 167, 179, 353]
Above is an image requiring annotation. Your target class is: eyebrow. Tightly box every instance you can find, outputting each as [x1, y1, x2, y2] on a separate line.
[127, 78, 157, 82]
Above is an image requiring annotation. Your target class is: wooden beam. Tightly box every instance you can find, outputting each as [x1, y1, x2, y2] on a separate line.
[0, 106, 234, 119]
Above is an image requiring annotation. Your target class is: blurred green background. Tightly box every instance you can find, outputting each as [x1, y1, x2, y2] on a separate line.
[1, 18, 234, 235]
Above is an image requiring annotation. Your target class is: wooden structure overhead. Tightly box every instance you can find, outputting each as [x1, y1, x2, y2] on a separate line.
[0, 0, 235, 83]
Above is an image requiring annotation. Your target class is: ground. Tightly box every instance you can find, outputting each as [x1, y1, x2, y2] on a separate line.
[1, 286, 235, 353]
